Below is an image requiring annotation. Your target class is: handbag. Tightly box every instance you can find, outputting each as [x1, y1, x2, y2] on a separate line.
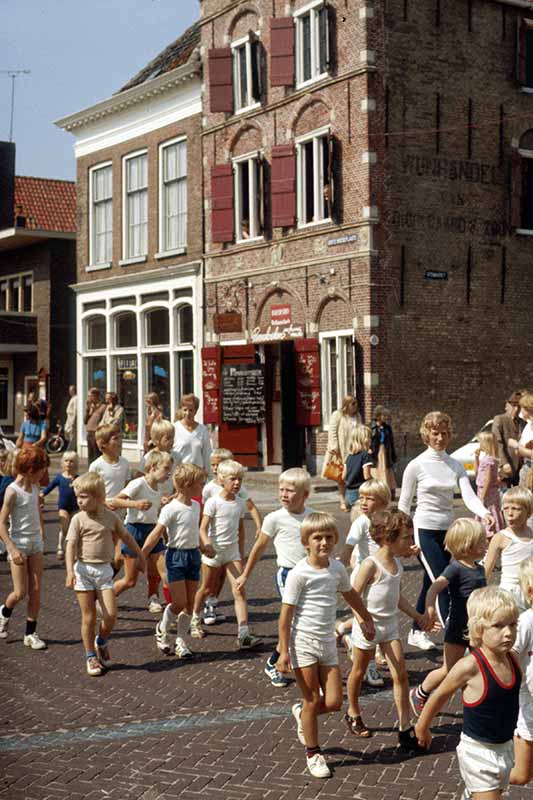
[323, 451, 344, 483]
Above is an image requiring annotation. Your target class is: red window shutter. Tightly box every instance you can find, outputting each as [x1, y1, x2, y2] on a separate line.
[201, 346, 221, 425]
[271, 144, 296, 228]
[208, 48, 233, 113]
[511, 149, 523, 229]
[270, 18, 295, 87]
[211, 164, 234, 243]
[294, 338, 321, 427]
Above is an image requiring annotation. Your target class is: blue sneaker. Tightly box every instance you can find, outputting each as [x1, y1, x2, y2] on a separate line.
[264, 660, 290, 687]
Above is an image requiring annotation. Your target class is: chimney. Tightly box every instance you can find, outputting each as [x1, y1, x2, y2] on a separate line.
[0, 142, 15, 231]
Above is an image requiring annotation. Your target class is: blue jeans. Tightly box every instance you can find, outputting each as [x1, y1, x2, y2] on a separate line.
[413, 528, 450, 630]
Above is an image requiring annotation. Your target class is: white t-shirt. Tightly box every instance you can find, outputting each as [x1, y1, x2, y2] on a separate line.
[138, 450, 178, 496]
[89, 456, 131, 499]
[173, 421, 211, 472]
[202, 479, 249, 504]
[122, 477, 164, 525]
[282, 557, 351, 640]
[261, 506, 312, 568]
[519, 421, 533, 454]
[158, 498, 201, 549]
[8, 482, 41, 538]
[203, 494, 245, 548]
[514, 608, 533, 698]
[346, 513, 379, 570]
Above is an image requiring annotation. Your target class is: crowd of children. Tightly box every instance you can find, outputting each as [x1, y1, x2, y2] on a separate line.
[1, 417, 533, 797]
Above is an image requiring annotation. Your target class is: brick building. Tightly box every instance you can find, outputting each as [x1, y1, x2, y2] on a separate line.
[199, 0, 533, 471]
[56, 25, 204, 460]
[0, 142, 76, 434]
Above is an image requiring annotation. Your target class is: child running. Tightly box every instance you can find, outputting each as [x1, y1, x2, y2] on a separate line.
[0, 446, 49, 649]
[345, 510, 430, 751]
[475, 431, 504, 533]
[342, 425, 374, 510]
[65, 472, 145, 676]
[484, 487, 533, 611]
[41, 451, 79, 561]
[0, 448, 17, 561]
[510, 556, 533, 786]
[236, 468, 313, 687]
[410, 518, 487, 717]
[415, 587, 521, 800]
[277, 511, 375, 778]
[192, 459, 262, 650]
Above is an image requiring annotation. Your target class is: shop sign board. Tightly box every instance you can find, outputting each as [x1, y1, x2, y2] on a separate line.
[222, 364, 265, 424]
[250, 324, 303, 343]
[213, 312, 243, 334]
[270, 304, 291, 327]
[201, 347, 221, 424]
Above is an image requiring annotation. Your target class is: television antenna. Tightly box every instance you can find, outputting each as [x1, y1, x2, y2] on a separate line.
[1, 69, 31, 142]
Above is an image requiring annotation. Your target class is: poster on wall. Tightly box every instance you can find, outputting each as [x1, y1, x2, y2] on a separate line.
[222, 364, 265, 425]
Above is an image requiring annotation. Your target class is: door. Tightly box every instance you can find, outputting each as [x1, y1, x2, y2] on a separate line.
[218, 345, 261, 468]
[264, 344, 282, 465]
[280, 341, 305, 470]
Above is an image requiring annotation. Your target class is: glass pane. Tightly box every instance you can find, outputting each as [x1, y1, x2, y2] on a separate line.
[177, 141, 187, 177]
[164, 144, 177, 182]
[344, 337, 355, 397]
[301, 14, 312, 81]
[251, 40, 260, 100]
[176, 304, 193, 344]
[322, 135, 330, 219]
[23, 276, 32, 312]
[9, 278, 20, 312]
[0, 367, 8, 421]
[86, 356, 106, 393]
[240, 160, 250, 238]
[115, 312, 137, 348]
[318, 6, 328, 74]
[87, 316, 106, 350]
[111, 296, 136, 307]
[0, 282, 7, 311]
[115, 355, 138, 441]
[177, 351, 194, 398]
[329, 339, 337, 413]
[239, 45, 248, 107]
[145, 352, 170, 418]
[304, 140, 314, 223]
[146, 308, 169, 346]
[141, 291, 168, 304]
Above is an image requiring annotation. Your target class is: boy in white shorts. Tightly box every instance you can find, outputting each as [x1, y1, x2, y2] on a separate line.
[192, 459, 262, 650]
[510, 556, 533, 785]
[277, 512, 375, 779]
[65, 472, 145, 677]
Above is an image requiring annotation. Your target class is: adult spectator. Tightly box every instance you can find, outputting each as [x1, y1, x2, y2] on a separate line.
[370, 405, 397, 499]
[143, 392, 164, 453]
[64, 385, 78, 451]
[102, 391, 124, 430]
[491, 391, 525, 488]
[173, 394, 211, 473]
[509, 391, 533, 487]
[84, 388, 106, 465]
[398, 411, 493, 650]
[16, 404, 48, 449]
[322, 395, 362, 511]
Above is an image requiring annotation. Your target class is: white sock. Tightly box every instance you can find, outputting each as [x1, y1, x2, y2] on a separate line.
[238, 623, 249, 638]
[177, 611, 191, 638]
[191, 612, 201, 623]
[161, 605, 177, 634]
[207, 596, 217, 607]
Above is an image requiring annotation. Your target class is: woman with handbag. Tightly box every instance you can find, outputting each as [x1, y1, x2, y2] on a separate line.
[322, 395, 362, 511]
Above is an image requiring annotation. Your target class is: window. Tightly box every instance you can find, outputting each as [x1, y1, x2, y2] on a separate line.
[145, 308, 169, 346]
[232, 35, 261, 112]
[0, 272, 33, 313]
[90, 163, 112, 265]
[295, 1, 329, 86]
[320, 331, 356, 424]
[86, 316, 106, 351]
[517, 18, 533, 89]
[233, 154, 263, 241]
[513, 130, 533, 232]
[86, 356, 107, 393]
[0, 362, 13, 424]
[114, 312, 137, 348]
[176, 351, 194, 398]
[160, 139, 187, 253]
[115, 355, 138, 441]
[124, 152, 148, 258]
[145, 352, 170, 418]
[176, 304, 193, 343]
[296, 130, 332, 226]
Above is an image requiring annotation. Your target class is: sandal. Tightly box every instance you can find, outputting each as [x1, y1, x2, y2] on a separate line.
[344, 712, 372, 738]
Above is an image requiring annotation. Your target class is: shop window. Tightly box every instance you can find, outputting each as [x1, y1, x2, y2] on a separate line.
[145, 307, 169, 346]
[86, 316, 106, 351]
[160, 139, 187, 252]
[83, 300, 106, 311]
[176, 304, 193, 344]
[234, 154, 263, 241]
[296, 130, 332, 226]
[90, 163, 112, 265]
[145, 352, 170, 418]
[232, 34, 261, 112]
[295, 1, 329, 87]
[115, 356, 138, 440]
[115, 312, 137, 348]
[86, 356, 107, 393]
[124, 151, 148, 258]
[111, 296, 135, 307]
[176, 351, 194, 399]
[319, 332, 355, 425]
[0, 272, 32, 312]
[141, 291, 168, 304]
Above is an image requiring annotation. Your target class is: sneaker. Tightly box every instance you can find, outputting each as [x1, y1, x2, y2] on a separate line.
[375, 645, 387, 667]
[56, 549, 65, 562]
[190, 617, 205, 639]
[0, 609, 9, 639]
[174, 637, 193, 659]
[148, 595, 162, 614]
[23, 633, 47, 650]
[238, 632, 263, 649]
[86, 655, 103, 677]
[409, 686, 428, 718]
[264, 660, 290, 687]
[94, 638, 111, 668]
[306, 752, 331, 779]
[155, 621, 171, 654]
[214, 611, 226, 623]
[342, 633, 354, 661]
[398, 725, 427, 755]
[291, 702, 306, 745]
[365, 660, 384, 687]
[203, 604, 217, 626]
[407, 629, 436, 651]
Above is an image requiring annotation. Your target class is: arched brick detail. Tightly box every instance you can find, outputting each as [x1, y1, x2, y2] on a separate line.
[292, 97, 332, 138]
[228, 123, 264, 158]
[253, 284, 306, 329]
[313, 290, 354, 329]
[228, 7, 261, 40]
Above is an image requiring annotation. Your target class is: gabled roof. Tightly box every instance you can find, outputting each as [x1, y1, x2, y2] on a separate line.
[14, 176, 76, 233]
[118, 22, 200, 93]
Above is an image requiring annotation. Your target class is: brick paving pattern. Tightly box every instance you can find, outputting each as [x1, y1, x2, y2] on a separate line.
[0, 490, 528, 800]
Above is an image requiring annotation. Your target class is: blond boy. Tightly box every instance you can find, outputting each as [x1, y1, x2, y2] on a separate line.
[89, 424, 132, 505]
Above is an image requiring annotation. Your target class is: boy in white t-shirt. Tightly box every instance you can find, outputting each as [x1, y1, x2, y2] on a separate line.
[236, 468, 312, 688]
[89, 425, 132, 503]
[278, 512, 375, 779]
[192, 459, 262, 650]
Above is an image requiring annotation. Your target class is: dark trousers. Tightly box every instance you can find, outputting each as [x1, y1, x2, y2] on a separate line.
[86, 431, 100, 465]
[413, 528, 450, 630]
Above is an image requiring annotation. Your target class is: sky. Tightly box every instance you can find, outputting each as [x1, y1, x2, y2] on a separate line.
[1, 0, 199, 181]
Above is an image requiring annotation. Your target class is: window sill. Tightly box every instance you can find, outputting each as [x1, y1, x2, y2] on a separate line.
[119, 255, 148, 267]
[236, 235, 264, 245]
[515, 228, 533, 236]
[297, 217, 333, 230]
[86, 262, 112, 272]
[0, 310, 36, 317]
[520, 86, 533, 94]
[233, 101, 261, 116]
[155, 248, 187, 259]
[295, 72, 330, 91]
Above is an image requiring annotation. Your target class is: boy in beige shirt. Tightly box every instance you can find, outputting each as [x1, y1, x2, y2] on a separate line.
[66, 472, 145, 677]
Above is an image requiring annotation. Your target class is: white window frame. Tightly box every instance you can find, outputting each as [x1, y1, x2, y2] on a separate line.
[122, 149, 148, 261]
[89, 161, 113, 267]
[294, 0, 329, 89]
[158, 136, 188, 256]
[0, 360, 13, 425]
[295, 126, 331, 228]
[0, 271, 33, 314]
[319, 329, 356, 429]
[231, 33, 261, 114]
[233, 150, 263, 243]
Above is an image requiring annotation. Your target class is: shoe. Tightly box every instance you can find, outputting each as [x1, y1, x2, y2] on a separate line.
[398, 725, 427, 755]
[291, 702, 306, 745]
[214, 611, 226, 623]
[148, 595, 162, 614]
[0, 609, 9, 639]
[203, 604, 217, 625]
[345, 712, 371, 737]
[23, 633, 47, 650]
[174, 637, 193, 659]
[365, 660, 384, 687]
[375, 645, 387, 667]
[238, 632, 263, 649]
[56, 549, 65, 562]
[155, 621, 171, 654]
[342, 633, 354, 661]
[407, 629, 436, 651]
[94, 638, 111, 668]
[190, 617, 205, 639]
[410, 686, 428, 718]
[306, 752, 331, 779]
[264, 660, 290, 687]
[86, 655, 103, 677]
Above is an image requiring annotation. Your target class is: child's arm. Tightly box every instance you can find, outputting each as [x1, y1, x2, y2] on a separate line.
[235, 532, 271, 591]
[40, 474, 60, 498]
[114, 519, 146, 573]
[238, 517, 245, 561]
[141, 522, 167, 556]
[340, 542, 354, 567]
[483, 532, 505, 579]
[245, 499, 262, 538]
[362, 463, 373, 481]
[341, 463, 348, 481]
[342, 588, 375, 640]
[423, 575, 450, 627]
[109, 492, 152, 512]
[64, 516, 78, 588]
[277, 602, 296, 673]
[199, 514, 215, 557]
[0, 489, 23, 565]
[398, 593, 433, 631]
[415, 656, 478, 748]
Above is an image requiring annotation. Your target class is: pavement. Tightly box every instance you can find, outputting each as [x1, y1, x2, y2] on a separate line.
[0, 484, 529, 800]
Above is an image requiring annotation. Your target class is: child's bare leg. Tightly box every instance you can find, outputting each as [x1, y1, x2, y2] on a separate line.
[154, 552, 166, 582]
[5, 558, 28, 610]
[26, 553, 44, 621]
[58, 510, 70, 554]
[226, 561, 247, 627]
[113, 556, 139, 596]
[193, 564, 219, 616]
[510, 736, 533, 785]
[381, 639, 410, 730]
[471, 791, 503, 799]
[146, 555, 161, 599]
[318, 664, 343, 714]
[97, 588, 117, 639]
[293, 664, 322, 747]
[347, 648, 373, 717]
[185, 580, 199, 615]
[76, 591, 97, 652]
[420, 642, 465, 695]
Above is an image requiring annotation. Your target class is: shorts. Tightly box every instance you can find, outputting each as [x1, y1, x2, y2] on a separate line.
[201, 543, 241, 568]
[166, 547, 201, 583]
[351, 615, 399, 650]
[58, 502, 78, 514]
[121, 522, 165, 557]
[444, 617, 469, 647]
[275, 566, 292, 599]
[516, 698, 533, 742]
[8, 534, 44, 559]
[289, 631, 338, 669]
[456, 733, 514, 794]
[74, 561, 114, 592]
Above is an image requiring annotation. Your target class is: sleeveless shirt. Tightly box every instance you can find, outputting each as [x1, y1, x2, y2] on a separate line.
[463, 648, 521, 744]
[365, 555, 403, 621]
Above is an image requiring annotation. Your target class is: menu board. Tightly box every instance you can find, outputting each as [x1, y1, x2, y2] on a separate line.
[222, 364, 265, 425]
[201, 347, 221, 424]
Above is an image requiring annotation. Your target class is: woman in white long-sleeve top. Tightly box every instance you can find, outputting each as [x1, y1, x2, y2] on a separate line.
[173, 394, 211, 474]
[398, 411, 494, 650]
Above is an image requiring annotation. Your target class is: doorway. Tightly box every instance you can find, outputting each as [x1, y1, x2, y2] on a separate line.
[264, 342, 305, 470]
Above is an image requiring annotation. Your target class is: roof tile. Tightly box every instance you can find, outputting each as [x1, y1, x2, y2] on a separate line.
[14, 176, 76, 233]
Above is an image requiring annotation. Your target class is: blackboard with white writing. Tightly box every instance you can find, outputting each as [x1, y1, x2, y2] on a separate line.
[222, 364, 265, 424]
